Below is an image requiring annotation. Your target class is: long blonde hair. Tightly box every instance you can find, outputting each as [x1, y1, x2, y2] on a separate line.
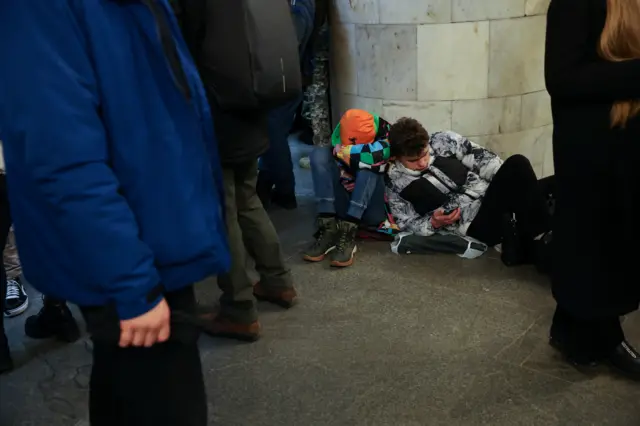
[598, 0, 640, 128]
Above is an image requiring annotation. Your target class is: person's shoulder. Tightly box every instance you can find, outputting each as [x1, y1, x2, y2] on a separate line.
[430, 130, 465, 145]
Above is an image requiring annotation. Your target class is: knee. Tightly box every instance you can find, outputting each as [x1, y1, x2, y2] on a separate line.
[504, 154, 531, 169]
[309, 146, 333, 170]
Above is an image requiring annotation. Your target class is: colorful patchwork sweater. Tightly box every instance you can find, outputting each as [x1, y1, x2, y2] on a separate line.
[331, 114, 391, 186]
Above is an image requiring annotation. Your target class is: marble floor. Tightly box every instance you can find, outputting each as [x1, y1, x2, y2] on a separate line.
[1, 141, 639, 426]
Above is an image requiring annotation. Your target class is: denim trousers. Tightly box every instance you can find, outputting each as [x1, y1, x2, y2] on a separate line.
[309, 147, 386, 226]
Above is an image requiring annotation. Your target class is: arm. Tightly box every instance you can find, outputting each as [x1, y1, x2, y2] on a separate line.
[545, 0, 640, 101]
[335, 140, 392, 174]
[430, 132, 503, 182]
[386, 186, 436, 237]
[0, 1, 161, 320]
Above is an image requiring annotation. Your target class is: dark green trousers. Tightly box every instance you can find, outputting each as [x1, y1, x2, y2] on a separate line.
[218, 160, 292, 323]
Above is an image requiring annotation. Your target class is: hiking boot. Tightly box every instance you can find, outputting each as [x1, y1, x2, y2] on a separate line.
[24, 297, 81, 342]
[253, 282, 298, 309]
[4, 277, 29, 318]
[330, 220, 358, 268]
[0, 334, 13, 375]
[303, 217, 338, 262]
[200, 314, 261, 342]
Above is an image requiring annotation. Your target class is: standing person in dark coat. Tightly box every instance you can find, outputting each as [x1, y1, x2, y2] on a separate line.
[545, 0, 640, 379]
[0, 0, 231, 423]
[175, 0, 299, 342]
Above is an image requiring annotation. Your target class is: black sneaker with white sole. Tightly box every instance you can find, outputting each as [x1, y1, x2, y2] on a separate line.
[4, 277, 29, 318]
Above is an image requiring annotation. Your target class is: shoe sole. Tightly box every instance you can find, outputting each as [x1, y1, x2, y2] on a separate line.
[303, 246, 336, 263]
[254, 292, 298, 309]
[203, 329, 261, 342]
[548, 337, 640, 380]
[4, 299, 29, 318]
[25, 323, 81, 343]
[330, 245, 357, 268]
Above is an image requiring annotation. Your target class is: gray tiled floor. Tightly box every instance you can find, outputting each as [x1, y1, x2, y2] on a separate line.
[1, 141, 639, 425]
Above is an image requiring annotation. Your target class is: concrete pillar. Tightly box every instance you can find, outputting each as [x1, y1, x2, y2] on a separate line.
[329, 0, 553, 176]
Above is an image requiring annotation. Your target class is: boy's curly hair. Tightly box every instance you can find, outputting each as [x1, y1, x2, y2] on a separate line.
[389, 117, 430, 158]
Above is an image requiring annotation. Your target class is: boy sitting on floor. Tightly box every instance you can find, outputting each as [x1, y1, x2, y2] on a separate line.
[386, 118, 551, 265]
[303, 109, 397, 267]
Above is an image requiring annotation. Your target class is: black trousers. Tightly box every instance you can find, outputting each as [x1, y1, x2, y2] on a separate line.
[467, 155, 551, 246]
[551, 304, 624, 362]
[0, 175, 12, 336]
[81, 285, 207, 426]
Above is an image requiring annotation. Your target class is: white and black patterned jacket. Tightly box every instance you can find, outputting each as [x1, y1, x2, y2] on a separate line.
[386, 131, 503, 237]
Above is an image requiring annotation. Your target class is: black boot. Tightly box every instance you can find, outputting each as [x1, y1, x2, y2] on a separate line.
[271, 191, 298, 210]
[0, 334, 13, 374]
[500, 213, 526, 266]
[24, 297, 80, 342]
[608, 341, 640, 380]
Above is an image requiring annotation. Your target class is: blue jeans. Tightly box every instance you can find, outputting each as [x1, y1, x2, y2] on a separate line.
[260, 6, 315, 196]
[310, 147, 386, 226]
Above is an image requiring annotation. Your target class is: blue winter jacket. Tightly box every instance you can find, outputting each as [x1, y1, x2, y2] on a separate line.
[0, 0, 230, 320]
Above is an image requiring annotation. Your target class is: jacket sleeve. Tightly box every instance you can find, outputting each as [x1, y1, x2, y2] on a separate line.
[386, 186, 436, 237]
[430, 132, 503, 182]
[545, 0, 640, 101]
[335, 141, 392, 174]
[0, 1, 162, 320]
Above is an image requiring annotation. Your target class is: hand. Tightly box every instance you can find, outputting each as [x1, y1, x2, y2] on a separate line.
[333, 144, 342, 156]
[430, 208, 461, 229]
[119, 298, 171, 348]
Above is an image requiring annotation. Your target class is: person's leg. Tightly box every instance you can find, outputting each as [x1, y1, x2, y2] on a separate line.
[233, 160, 297, 308]
[330, 170, 384, 268]
[210, 166, 260, 341]
[84, 285, 207, 426]
[360, 174, 388, 228]
[550, 304, 625, 364]
[467, 155, 551, 257]
[260, 95, 303, 208]
[303, 146, 349, 261]
[0, 174, 13, 373]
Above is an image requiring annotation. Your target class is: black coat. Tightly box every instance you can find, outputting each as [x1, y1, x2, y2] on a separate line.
[545, 0, 640, 317]
[174, 0, 269, 165]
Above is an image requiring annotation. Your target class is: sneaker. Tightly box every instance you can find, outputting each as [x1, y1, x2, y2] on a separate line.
[24, 297, 80, 342]
[330, 220, 358, 268]
[253, 282, 298, 309]
[303, 217, 338, 262]
[4, 277, 29, 318]
[0, 334, 13, 375]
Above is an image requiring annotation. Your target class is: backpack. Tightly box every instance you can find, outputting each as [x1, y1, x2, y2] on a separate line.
[176, 0, 302, 111]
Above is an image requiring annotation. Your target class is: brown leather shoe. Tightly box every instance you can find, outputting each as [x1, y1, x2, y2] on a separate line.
[253, 282, 298, 309]
[200, 313, 261, 342]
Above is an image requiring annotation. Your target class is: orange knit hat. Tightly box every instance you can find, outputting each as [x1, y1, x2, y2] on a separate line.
[338, 109, 377, 146]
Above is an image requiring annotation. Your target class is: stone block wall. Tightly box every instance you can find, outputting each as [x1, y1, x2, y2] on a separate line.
[329, 0, 553, 176]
